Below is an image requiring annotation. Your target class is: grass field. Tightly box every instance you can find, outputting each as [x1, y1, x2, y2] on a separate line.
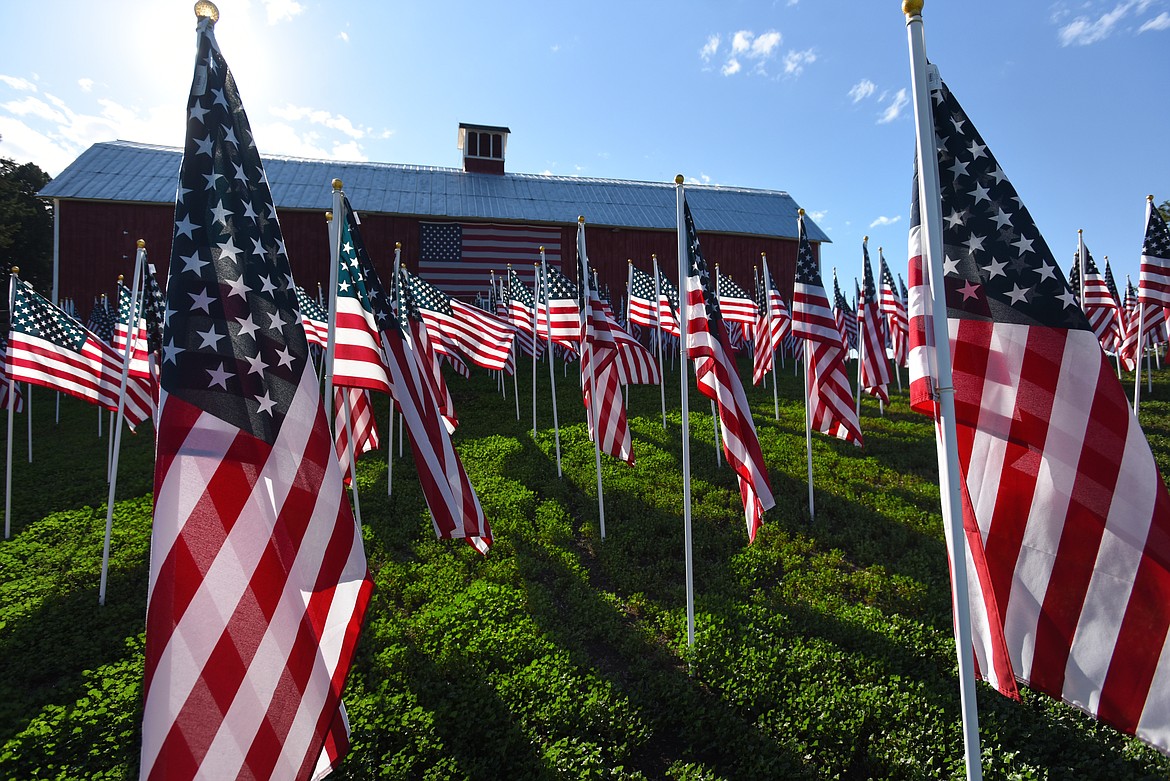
[2, 352, 1170, 779]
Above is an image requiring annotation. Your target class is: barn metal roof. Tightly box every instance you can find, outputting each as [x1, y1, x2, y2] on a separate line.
[39, 139, 830, 243]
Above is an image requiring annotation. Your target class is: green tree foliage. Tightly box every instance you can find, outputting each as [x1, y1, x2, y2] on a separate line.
[1159, 200, 1170, 223]
[0, 156, 54, 304]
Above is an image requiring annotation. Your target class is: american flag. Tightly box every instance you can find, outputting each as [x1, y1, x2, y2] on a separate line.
[389, 264, 491, 552]
[627, 265, 659, 329]
[878, 250, 909, 368]
[114, 278, 153, 381]
[1138, 198, 1170, 307]
[752, 260, 792, 385]
[716, 269, 758, 327]
[142, 16, 373, 780]
[681, 197, 775, 541]
[420, 221, 562, 301]
[536, 262, 581, 347]
[405, 269, 515, 373]
[505, 266, 544, 359]
[86, 294, 115, 343]
[7, 278, 153, 429]
[143, 263, 167, 355]
[791, 218, 862, 446]
[655, 267, 682, 339]
[333, 386, 379, 486]
[578, 224, 633, 465]
[907, 77, 1170, 755]
[1067, 250, 1082, 305]
[295, 285, 329, 349]
[832, 268, 857, 352]
[1077, 243, 1122, 355]
[859, 241, 891, 402]
[0, 338, 25, 414]
[1120, 278, 1166, 371]
[332, 198, 393, 395]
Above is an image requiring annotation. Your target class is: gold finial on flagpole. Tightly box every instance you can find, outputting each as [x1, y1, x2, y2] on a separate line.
[1078, 228, 1083, 235]
[332, 179, 343, 191]
[194, 1, 219, 23]
[902, 0, 924, 17]
[117, 275, 124, 283]
[863, 234, 869, 242]
[395, 242, 402, 249]
[539, 246, 545, 252]
[578, 215, 585, 224]
[1149, 194, 1155, 203]
[11, 266, 18, 276]
[798, 209, 805, 217]
[137, 239, 146, 249]
[325, 211, 332, 222]
[675, 174, 684, 185]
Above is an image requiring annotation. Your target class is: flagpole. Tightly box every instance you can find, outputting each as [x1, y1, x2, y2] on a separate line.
[905, 3, 984, 778]
[579, 217, 607, 539]
[324, 181, 343, 430]
[803, 330, 815, 521]
[763, 254, 780, 420]
[855, 271, 865, 421]
[652, 255, 668, 430]
[540, 249, 563, 477]
[99, 241, 146, 606]
[712, 264, 724, 468]
[531, 263, 538, 436]
[342, 389, 363, 527]
[388, 244, 405, 497]
[676, 175, 696, 647]
[25, 383, 31, 463]
[4, 270, 17, 539]
[505, 275, 520, 421]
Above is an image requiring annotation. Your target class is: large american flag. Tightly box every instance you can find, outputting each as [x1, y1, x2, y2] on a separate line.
[791, 217, 862, 447]
[420, 221, 562, 301]
[859, 241, 891, 402]
[878, 250, 909, 369]
[7, 279, 153, 429]
[142, 16, 373, 780]
[907, 78, 1170, 755]
[1138, 198, 1170, 307]
[405, 270, 515, 373]
[536, 262, 582, 347]
[681, 197, 775, 541]
[715, 269, 758, 327]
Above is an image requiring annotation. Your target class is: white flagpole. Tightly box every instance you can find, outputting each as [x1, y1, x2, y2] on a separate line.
[905, 2, 983, 777]
[388, 244, 404, 497]
[324, 181, 343, 431]
[881, 247, 904, 394]
[1135, 268, 1146, 412]
[652, 255, 668, 429]
[712, 266, 723, 467]
[540, 249, 563, 476]
[5, 270, 17, 539]
[804, 336, 816, 520]
[762, 255, 780, 420]
[579, 217, 607, 539]
[99, 241, 146, 606]
[531, 263, 538, 436]
[25, 383, 31, 463]
[856, 272, 865, 421]
[341, 389, 362, 527]
[675, 175, 696, 647]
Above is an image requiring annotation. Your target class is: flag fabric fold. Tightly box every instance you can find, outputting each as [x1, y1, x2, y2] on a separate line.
[859, 241, 892, 403]
[878, 250, 909, 369]
[142, 17, 372, 780]
[907, 77, 1170, 755]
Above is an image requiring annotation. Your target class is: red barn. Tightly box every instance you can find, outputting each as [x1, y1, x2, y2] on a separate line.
[38, 123, 829, 315]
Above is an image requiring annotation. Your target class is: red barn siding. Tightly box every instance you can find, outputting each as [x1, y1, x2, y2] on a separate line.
[53, 200, 818, 317]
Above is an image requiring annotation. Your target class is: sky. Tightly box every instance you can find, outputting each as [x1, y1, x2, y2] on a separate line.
[1, 0, 1168, 291]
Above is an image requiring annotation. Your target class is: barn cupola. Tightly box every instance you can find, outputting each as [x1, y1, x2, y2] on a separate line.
[458, 122, 510, 175]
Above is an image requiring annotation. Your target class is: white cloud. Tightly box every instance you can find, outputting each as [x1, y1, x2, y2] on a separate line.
[783, 48, 816, 76]
[269, 104, 366, 139]
[878, 88, 908, 124]
[261, 0, 305, 24]
[731, 30, 753, 55]
[807, 209, 827, 222]
[751, 31, 782, 58]
[77, 78, 94, 92]
[869, 215, 902, 228]
[0, 75, 37, 91]
[721, 59, 742, 76]
[848, 79, 876, 103]
[700, 34, 720, 62]
[1057, 0, 1147, 45]
[337, 31, 349, 43]
[1139, 11, 1170, 30]
[687, 173, 713, 185]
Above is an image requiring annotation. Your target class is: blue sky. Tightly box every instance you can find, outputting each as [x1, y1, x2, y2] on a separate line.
[2, 0, 1167, 291]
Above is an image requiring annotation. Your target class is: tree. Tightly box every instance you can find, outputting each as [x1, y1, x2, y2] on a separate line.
[1159, 200, 1170, 223]
[0, 156, 54, 304]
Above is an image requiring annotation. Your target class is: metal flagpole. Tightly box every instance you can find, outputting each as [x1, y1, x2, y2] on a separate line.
[579, 218, 606, 538]
[763, 254, 780, 420]
[855, 274, 865, 421]
[99, 241, 146, 605]
[540, 249, 563, 476]
[341, 389, 362, 527]
[531, 263, 538, 436]
[652, 255, 667, 429]
[25, 383, 31, 463]
[676, 175, 696, 647]
[905, 2, 984, 777]
[882, 247, 903, 393]
[5, 270, 18, 539]
[324, 182, 343, 432]
[388, 244, 405, 496]
[712, 265, 723, 468]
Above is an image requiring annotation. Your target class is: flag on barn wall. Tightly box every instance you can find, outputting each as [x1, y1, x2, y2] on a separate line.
[419, 222, 563, 301]
[7, 278, 153, 429]
[792, 218, 862, 446]
[142, 11, 373, 779]
[907, 76, 1170, 755]
[681, 196, 775, 541]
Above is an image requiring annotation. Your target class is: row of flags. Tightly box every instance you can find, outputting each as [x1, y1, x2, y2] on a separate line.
[6, 5, 1170, 777]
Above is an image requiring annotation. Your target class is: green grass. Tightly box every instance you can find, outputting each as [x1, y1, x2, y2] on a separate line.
[2, 355, 1170, 779]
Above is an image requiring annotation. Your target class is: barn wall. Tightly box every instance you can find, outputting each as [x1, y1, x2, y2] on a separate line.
[55, 200, 819, 317]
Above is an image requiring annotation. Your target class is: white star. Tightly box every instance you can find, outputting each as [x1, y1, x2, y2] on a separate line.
[244, 353, 267, 375]
[189, 101, 209, 124]
[207, 363, 232, 389]
[1005, 283, 1030, 305]
[236, 314, 260, 339]
[259, 275, 278, 296]
[1012, 235, 1034, 256]
[251, 237, 267, 258]
[222, 124, 239, 148]
[190, 288, 216, 312]
[992, 207, 1012, 230]
[225, 275, 249, 299]
[969, 182, 991, 205]
[988, 165, 1006, 185]
[254, 391, 277, 415]
[162, 339, 182, 364]
[198, 325, 225, 350]
[1036, 261, 1056, 282]
[218, 237, 242, 263]
[1057, 289, 1079, 309]
[968, 140, 987, 160]
[175, 214, 200, 239]
[210, 201, 231, 226]
[211, 87, 229, 109]
[241, 199, 257, 222]
[945, 209, 965, 229]
[233, 161, 248, 185]
[181, 253, 208, 274]
[203, 171, 225, 191]
[268, 310, 288, 330]
[275, 346, 295, 368]
[275, 237, 287, 258]
[964, 233, 985, 254]
[338, 280, 351, 293]
[193, 135, 214, 157]
[949, 157, 969, 178]
[985, 258, 1008, 279]
[943, 254, 961, 276]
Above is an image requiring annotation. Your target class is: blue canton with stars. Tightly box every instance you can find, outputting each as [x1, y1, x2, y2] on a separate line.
[682, 199, 724, 327]
[913, 80, 1088, 331]
[163, 22, 308, 443]
[507, 268, 535, 308]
